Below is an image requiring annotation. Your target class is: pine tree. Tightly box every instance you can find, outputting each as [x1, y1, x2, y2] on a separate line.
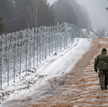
[67, 0, 91, 28]
[53, 0, 77, 25]
[0, 0, 55, 31]
[37, 0, 54, 26]
[0, 16, 4, 33]
[0, 1, 4, 33]
[0, 0, 15, 32]
[13, 0, 54, 29]
[13, 0, 30, 30]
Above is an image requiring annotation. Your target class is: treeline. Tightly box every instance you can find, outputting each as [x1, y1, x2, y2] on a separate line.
[0, 0, 54, 32]
[0, 0, 91, 33]
[53, 0, 91, 28]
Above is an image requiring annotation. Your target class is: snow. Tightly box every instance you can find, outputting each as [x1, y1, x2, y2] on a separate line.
[0, 37, 92, 105]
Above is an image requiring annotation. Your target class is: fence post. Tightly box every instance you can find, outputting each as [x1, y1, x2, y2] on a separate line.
[49, 29, 50, 56]
[29, 33, 31, 70]
[6, 34, 10, 86]
[5, 34, 8, 85]
[66, 32, 68, 48]
[13, 35, 16, 82]
[40, 35, 42, 64]
[41, 27, 43, 61]
[71, 31, 72, 46]
[51, 26, 53, 54]
[56, 27, 58, 52]
[19, 33, 22, 78]
[0, 35, 2, 89]
[42, 28, 44, 61]
[55, 28, 56, 53]
[33, 29, 36, 68]
[42, 35, 44, 61]
[37, 28, 38, 66]
[64, 33, 65, 50]
[25, 32, 28, 75]
[45, 34, 46, 59]
[18, 34, 20, 77]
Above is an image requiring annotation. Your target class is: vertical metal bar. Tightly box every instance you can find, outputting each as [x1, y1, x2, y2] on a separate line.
[69, 32, 70, 47]
[41, 27, 43, 61]
[70, 32, 71, 46]
[71, 31, 72, 46]
[70, 32, 71, 47]
[37, 29, 38, 66]
[31, 30, 34, 68]
[45, 35, 46, 59]
[68, 32, 69, 47]
[0, 35, 2, 89]
[61, 26, 62, 50]
[40, 35, 41, 64]
[60, 33, 61, 51]
[67, 32, 69, 48]
[71, 31, 73, 46]
[6, 34, 10, 86]
[19, 33, 22, 78]
[25, 33, 28, 75]
[55, 29, 56, 53]
[58, 28, 59, 52]
[38, 33, 40, 64]
[64, 34, 65, 49]
[42, 30, 44, 61]
[64, 35, 66, 49]
[31, 31, 33, 68]
[43, 35, 45, 60]
[17, 34, 18, 77]
[56, 28, 58, 52]
[62, 28, 65, 49]
[18, 35, 20, 78]
[49, 29, 50, 55]
[66, 33, 68, 48]
[13, 35, 16, 82]
[68, 33, 70, 47]
[33, 30, 36, 67]
[5, 34, 8, 85]
[29, 34, 31, 70]
[52, 26, 53, 54]
[66, 34, 68, 49]
[42, 35, 44, 61]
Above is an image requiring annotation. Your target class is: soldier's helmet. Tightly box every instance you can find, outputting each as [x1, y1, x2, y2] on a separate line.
[102, 48, 107, 52]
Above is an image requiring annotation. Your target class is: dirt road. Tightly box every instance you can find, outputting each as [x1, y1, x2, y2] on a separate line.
[2, 38, 108, 107]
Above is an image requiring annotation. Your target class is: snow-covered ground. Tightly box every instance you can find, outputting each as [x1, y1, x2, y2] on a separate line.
[0, 37, 92, 105]
[1, 22, 108, 106]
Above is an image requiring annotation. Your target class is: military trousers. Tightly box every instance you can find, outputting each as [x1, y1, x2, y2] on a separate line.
[98, 70, 108, 89]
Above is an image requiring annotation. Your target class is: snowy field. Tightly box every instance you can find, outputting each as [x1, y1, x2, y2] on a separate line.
[0, 38, 92, 105]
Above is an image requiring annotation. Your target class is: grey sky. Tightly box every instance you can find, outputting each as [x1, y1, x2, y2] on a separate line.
[47, 0, 108, 30]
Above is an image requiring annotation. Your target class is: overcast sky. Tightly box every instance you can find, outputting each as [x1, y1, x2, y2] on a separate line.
[47, 0, 108, 30]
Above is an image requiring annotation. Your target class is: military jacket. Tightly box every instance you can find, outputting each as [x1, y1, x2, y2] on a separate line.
[94, 51, 108, 70]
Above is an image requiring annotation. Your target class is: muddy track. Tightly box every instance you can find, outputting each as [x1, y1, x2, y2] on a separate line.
[30, 38, 108, 107]
[2, 38, 108, 107]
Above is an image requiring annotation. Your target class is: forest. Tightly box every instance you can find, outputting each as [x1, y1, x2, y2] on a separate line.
[0, 0, 91, 33]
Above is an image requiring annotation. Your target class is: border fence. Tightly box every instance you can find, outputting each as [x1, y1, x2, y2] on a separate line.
[0, 23, 88, 89]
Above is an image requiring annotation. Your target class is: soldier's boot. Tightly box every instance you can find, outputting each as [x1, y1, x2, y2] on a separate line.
[105, 82, 107, 90]
[101, 87, 104, 90]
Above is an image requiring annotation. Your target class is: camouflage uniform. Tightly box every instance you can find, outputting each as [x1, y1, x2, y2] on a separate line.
[94, 50, 108, 90]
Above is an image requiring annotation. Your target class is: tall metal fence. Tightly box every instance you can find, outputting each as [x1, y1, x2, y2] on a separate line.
[0, 23, 85, 89]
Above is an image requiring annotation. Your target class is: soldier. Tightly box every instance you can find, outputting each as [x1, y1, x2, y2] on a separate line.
[94, 48, 108, 90]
